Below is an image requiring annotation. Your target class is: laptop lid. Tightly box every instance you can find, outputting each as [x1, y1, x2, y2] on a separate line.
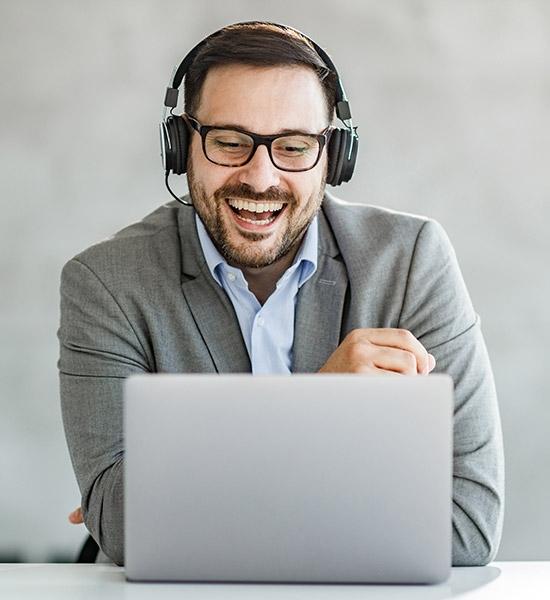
[124, 374, 453, 584]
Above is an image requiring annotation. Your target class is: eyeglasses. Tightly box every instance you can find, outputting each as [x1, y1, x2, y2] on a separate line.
[185, 114, 331, 172]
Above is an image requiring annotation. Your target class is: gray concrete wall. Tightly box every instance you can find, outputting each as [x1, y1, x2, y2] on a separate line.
[0, 0, 548, 561]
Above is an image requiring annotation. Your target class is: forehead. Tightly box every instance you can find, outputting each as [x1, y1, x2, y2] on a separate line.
[195, 64, 328, 134]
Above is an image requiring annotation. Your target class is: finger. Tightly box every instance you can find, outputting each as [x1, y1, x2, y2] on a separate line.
[369, 345, 419, 375]
[69, 512, 83, 524]
[428, 354, 436, 372]
[68, 507, 84, 524]
[357, 364, 402, 376]
[362, 329, 430, 375]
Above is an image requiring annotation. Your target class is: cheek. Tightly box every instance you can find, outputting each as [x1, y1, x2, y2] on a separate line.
[189, 137, 208, 172]
[317, 151, 328, 182]
[293, 160, 326, 202]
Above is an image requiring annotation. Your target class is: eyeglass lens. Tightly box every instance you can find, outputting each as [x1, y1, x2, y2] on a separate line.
[204, 129, 321, 170]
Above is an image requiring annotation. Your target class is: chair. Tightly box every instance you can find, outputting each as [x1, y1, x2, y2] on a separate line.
[76, 534, 99, 563]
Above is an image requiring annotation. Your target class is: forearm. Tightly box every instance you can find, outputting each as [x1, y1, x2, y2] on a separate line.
[59, 258, 150, 566]
[452, 476, 503, 566]
[82, 458, 125, 566]
[396, 220, 505, 565]
[60, 372, 128, 565]
[428, 320, 505, 566]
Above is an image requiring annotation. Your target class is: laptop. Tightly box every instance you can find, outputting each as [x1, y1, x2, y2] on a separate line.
[124, 374, 453, 584]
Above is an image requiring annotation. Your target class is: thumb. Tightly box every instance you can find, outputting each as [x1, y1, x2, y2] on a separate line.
[68, 507, 84, 524]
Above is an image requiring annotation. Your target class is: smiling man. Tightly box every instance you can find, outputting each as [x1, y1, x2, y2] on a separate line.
[59, 22, 504, 566]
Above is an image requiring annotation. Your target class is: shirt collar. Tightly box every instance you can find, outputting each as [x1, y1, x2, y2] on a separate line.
[195, 212, 318, 288]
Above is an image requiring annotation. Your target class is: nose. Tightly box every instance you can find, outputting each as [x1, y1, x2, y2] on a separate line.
[236, 144, 281, 193]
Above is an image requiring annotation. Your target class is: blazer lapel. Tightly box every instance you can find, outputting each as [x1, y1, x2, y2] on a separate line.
[176, 200, 347, 374]
[177, 205, 251, 373]
[292, 209, 348, 373]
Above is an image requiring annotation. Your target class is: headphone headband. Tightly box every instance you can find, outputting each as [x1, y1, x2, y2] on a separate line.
[163, 21, 354, 128]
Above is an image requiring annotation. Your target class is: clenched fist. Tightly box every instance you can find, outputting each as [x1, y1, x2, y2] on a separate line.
[319, 328, 435, 375]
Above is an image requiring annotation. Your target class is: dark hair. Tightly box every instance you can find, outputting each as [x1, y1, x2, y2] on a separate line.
[183, 22, 338, 123]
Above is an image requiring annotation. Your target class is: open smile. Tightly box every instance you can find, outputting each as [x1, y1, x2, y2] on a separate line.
[225, 198, 288, 231]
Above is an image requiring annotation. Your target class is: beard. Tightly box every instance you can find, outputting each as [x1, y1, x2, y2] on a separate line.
[187, 161, 325, 269]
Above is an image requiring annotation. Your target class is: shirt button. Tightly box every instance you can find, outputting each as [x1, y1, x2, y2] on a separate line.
[227, 273, 236, 282]
[257, 316, 265, 326]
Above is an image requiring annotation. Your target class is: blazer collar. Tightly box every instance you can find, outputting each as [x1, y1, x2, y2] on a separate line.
[292, 204, 348, 372]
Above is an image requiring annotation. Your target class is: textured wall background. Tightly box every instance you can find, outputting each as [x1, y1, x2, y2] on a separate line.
[0, 0, 548, 562]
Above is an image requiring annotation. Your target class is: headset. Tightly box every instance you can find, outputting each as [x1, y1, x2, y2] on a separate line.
[160, 21, 359, 206]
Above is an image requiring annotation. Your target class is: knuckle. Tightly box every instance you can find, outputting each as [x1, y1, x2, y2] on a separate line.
[349, 342, 370, 362]
[400, 353, 417, 375]
[397, 328, 415, 342]
[345, 328, 364, 344]
[403, 351, 417, 367]
[345, 330, 372, 352]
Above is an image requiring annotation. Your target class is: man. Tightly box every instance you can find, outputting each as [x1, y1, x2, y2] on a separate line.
[59, 22, 504, 567]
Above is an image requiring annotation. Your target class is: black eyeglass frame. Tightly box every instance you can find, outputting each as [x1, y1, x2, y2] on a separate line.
[185, 114, 332, 172]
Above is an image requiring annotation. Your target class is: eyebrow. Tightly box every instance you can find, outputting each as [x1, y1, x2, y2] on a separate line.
[209, 122, 320, 136]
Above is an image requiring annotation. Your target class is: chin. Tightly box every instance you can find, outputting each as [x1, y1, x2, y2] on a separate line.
[223, 245, 282, 269]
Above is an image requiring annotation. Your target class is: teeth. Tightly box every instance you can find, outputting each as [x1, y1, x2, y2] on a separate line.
[235, 213, 277, 226]
[227, 198, 284, 212]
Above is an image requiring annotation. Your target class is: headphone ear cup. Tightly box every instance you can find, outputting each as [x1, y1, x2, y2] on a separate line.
[326, 128, 358, 186]
[163, 118, 177, 173]
[326, 129, 342, 186]
[173, 115, 189, 175]
[333, 129, 349, 186]
[339, 131, 358, 184]
[164, 115, 189, 175]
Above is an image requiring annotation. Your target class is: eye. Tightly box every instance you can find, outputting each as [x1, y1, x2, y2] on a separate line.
[215, 139, 244, 149]
[282, 144, 308, 154]
[207, 130, 253, 154]
[273, 136, 317, 157]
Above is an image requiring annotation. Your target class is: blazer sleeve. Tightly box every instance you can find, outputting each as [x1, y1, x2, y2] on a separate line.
[58, 258, 150, 566]
[397, 219, 505, 566]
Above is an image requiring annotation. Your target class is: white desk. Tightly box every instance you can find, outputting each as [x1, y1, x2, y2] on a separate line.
[0, 562, 548, 599]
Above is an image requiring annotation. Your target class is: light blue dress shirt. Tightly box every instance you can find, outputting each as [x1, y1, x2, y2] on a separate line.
[195, 213, 318, 374]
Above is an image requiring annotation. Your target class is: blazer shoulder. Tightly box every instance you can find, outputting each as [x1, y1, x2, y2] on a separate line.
[63, 200, 184, 288]
[322, 194, 445, 265]
[323, 194, 432, 241]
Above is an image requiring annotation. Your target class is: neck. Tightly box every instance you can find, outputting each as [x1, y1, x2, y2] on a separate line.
[231, 238, 303, 305]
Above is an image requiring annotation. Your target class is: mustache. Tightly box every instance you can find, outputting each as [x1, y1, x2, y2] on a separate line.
[214, 183, 295, 204]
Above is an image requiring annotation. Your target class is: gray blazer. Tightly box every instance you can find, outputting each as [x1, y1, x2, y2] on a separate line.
[58, 193, 504, 567]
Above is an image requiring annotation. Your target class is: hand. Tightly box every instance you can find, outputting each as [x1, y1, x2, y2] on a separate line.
[68, 506, 84, 525]
[319, 328, 436, 375]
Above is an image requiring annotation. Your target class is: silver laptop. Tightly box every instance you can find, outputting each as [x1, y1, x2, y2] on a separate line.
[124, 374, 453, 584]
